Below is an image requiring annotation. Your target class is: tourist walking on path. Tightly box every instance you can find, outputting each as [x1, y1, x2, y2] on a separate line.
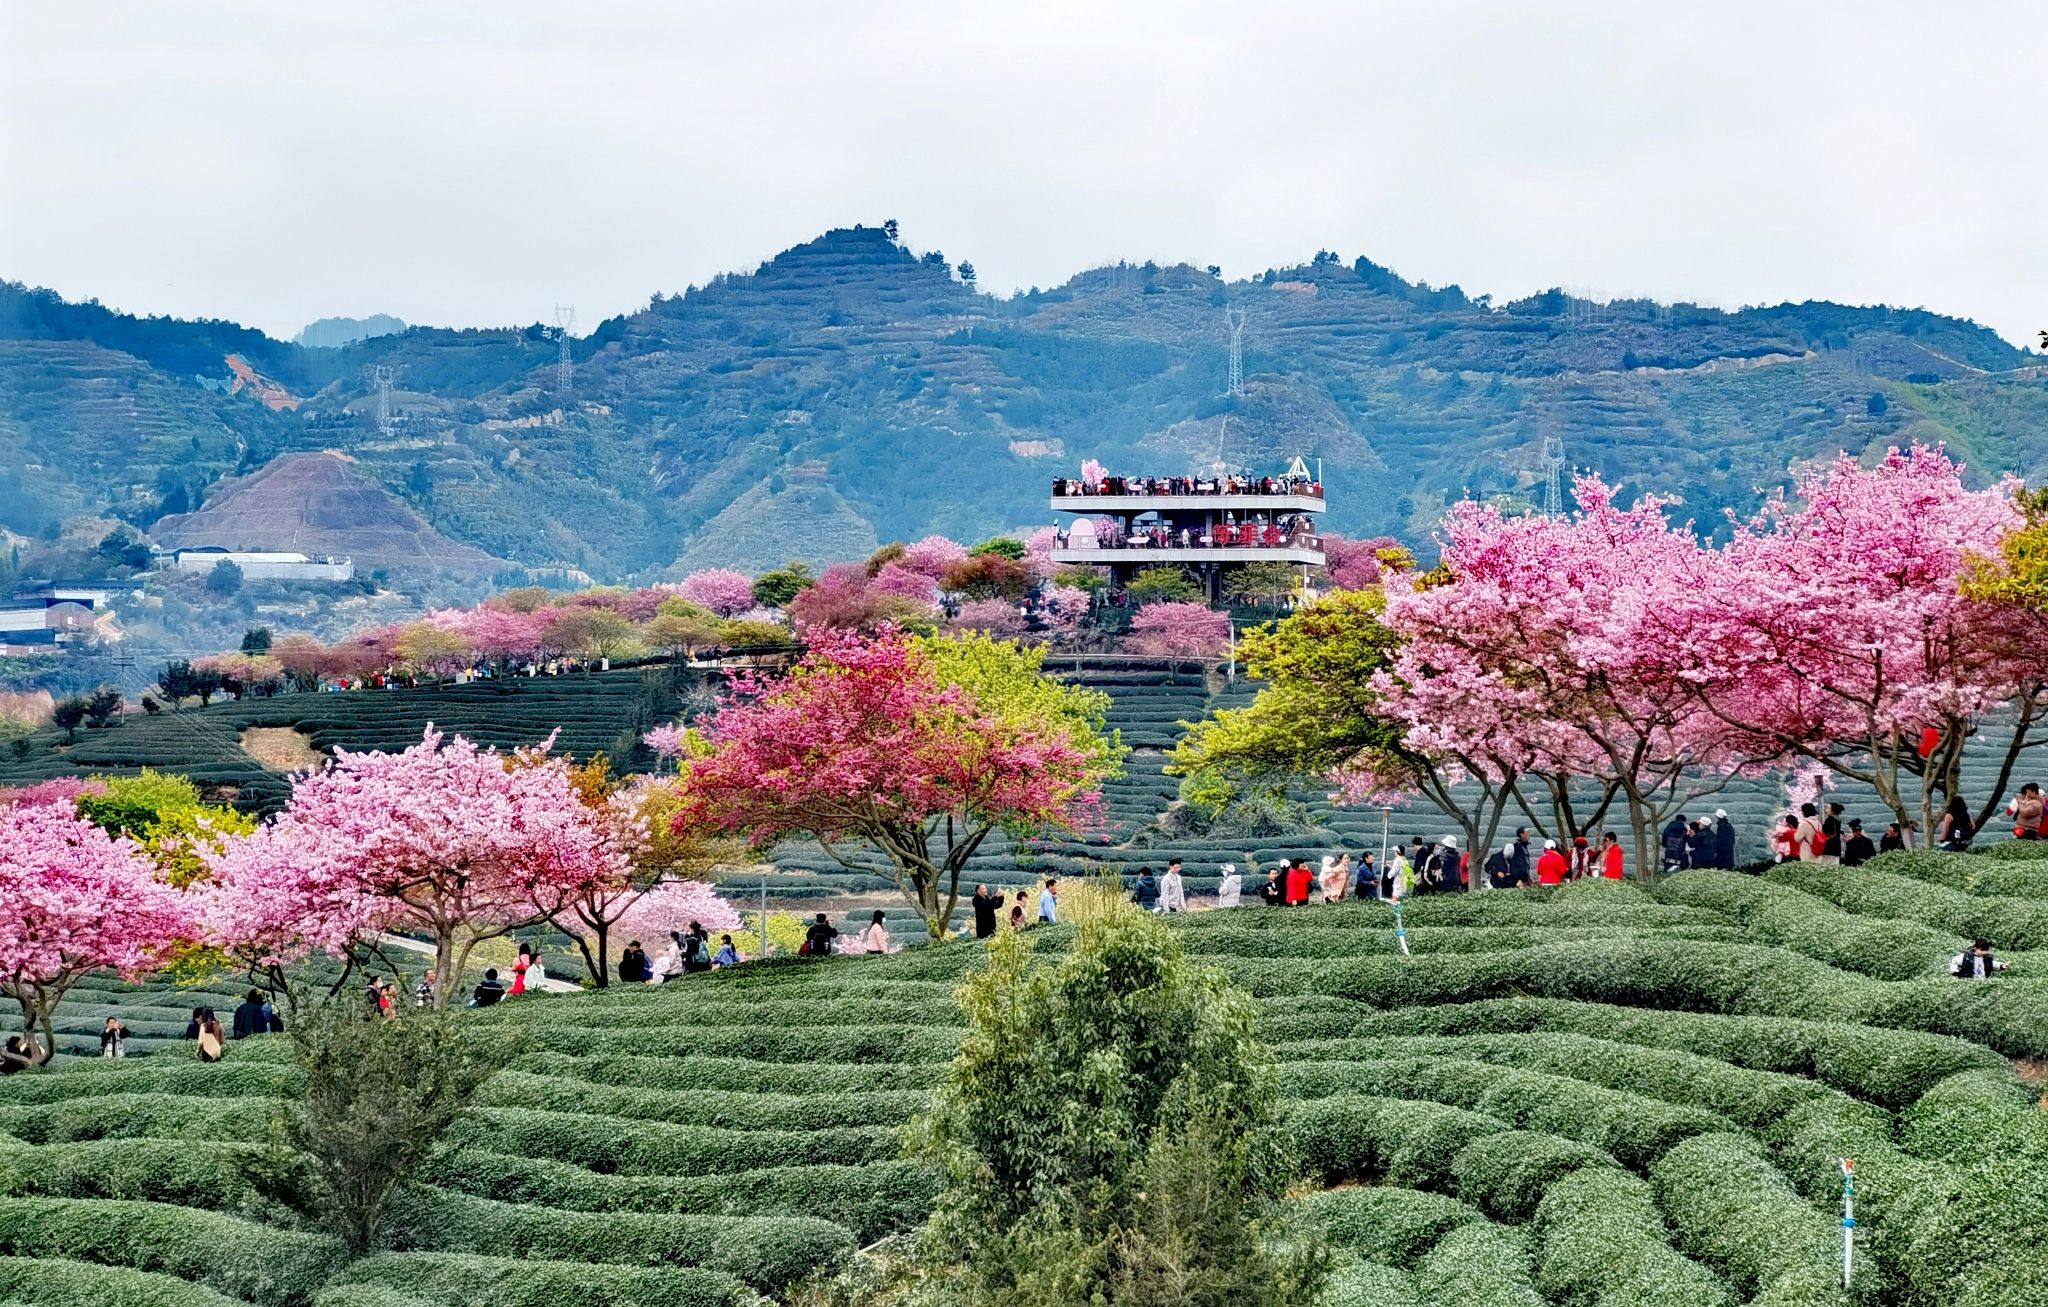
[1771, 815, 1799, 862]
[1216, 863, 1242, 907]
[1319, 854, 1350, 903]
[1354, 852, 1378, 899]
[1159, 860, 1187, 913]
[1260, 866, 1284, 906]
[1038, 879, 1059, 924]
[618, 941, 649, 983]
[1508, 829, 1532, 886]
[1485, 843, 1514, 890]
[971, 884, 1003, 939]
[1662, 815, 1691, 873]
[1842, 819, 1877, 867]
[1283, 859, 1313, 905]
[1713, 810, 1736, 869]
[1794, 805, 1825, 862]
[1132, 868, 1160, 911]
[1601, 831, 1625, 879]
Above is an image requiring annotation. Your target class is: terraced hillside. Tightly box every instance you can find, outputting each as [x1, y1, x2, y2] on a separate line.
[7, 845, 2048, 1306]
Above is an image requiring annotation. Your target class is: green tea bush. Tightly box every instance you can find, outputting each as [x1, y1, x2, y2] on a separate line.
[0, 1094, 264, 1147]
[1288, 1095, 1503, 1188]
[478, 1074, 925, 1130]
[0, 1138, 260, 1211]
[382, 1189, 855, 1289]
[1532, 1166, 1735, 1307]
[1411, 1222, 1545, 1307]
[0, 1063, 294, 1107]
[1655, 870, 1956, 978]
[1320, 1259, 1420, 1307]
[0, 1254, 249, 1307]
[1291, 1186, 1483, 1266]
[512, 1022, 962, 1063]
[1449, 1129, 1612, 1220]
[1871, 849, 2048, 898]
[459, 1107, 895, 1175]
[1648, 1134, 1844, 1307]
[0, 1197, 346, 1307]
[508, 1050, 946, 1096]
[1771, 861, 2048, 950]
[416, 1151, 938, 1244]
[316, 1252, 752, 1307]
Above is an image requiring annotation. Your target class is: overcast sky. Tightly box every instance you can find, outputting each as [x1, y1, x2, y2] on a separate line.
[2, 2, 2041, 346]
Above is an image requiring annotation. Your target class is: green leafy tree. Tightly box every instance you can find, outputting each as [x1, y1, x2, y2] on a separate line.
[271, 1002, 505, 1255]
[240, 626, 273, 654]
[81, 687, 123, 728]
[1126, 566, 1202, 606]
[752, 561, 815, 608]
[50, 696, 87, 742]
[205, 559, 244, 597]
[1223, 561, 1300, 608]
[912, 906, 1323, 1304]
[967, 536, 1025, 560]
[76, 769, 255, 887]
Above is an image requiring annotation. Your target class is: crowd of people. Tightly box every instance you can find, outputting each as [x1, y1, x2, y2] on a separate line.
[1059, 514, 1320, 552]
[1053, 474, 1323, 499]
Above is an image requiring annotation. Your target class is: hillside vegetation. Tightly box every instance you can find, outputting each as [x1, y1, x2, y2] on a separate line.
[7, 847, 2048, 1305]
[5, 225, 2043, 578]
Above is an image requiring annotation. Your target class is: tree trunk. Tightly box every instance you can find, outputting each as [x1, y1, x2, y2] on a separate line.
[590, 920, 610, 987]
[435, 933, 457, 1012]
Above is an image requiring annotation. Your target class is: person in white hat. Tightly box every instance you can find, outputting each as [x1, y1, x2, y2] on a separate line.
[1215, 863, 1242, 908]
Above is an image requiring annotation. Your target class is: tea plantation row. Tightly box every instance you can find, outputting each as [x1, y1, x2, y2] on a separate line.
[5, 846, 2048, 1305]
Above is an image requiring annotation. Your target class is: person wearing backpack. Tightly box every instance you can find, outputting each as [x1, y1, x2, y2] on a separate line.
[683, 921, 714, 974]
[803, 913, 839, 958]
[1794, 804, 1825, 862]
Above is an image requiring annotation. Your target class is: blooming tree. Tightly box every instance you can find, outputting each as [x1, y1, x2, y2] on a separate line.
[952, 598, 1029, 639]
[871, 560, 943, 605]
[677, 569, 759, 617]
[899, 535, 970, 579]
[1320, 534, 1411, 591]
[1128, 602, 1231, 658]
[1022, 525, 1060, 582]
[208, 726, 631, 1006]
[1042, 585, 1091, 634]
[615, 878, 746, 951]
[2, 801, 193, 1062]
[790, 562, 934, 631]
[1657, 446, 2028, 839]
[675, 628, 1120, 937]
[1377, 475, 1741, 876]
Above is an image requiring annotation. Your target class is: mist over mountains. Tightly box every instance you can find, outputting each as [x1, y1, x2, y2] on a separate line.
[4, 223, 2043, 581]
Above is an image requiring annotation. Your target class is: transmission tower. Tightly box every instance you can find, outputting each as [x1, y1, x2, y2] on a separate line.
[372, 365, 395, 437]
[552, 305, 576, 393]
[1541, 432, 1566, 516]
[1224, 308, 1247, 397]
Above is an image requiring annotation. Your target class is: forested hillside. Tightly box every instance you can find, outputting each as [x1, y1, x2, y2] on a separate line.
[4, 224, 2043, 579]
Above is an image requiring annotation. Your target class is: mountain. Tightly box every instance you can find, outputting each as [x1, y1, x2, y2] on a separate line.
[3, 230, 2044, 580]
[294, 314, 408, 349]
[149, 450, 505, 575]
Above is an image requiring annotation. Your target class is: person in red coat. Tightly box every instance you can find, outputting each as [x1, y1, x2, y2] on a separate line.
[1600, 832, 1626, 880]
[1535, 840, 1568, 886]
[1283, 859, 1313, 905]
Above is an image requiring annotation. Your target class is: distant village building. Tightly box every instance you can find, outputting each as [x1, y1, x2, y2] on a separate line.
[1, 579, 135, 655]
[167, 548, 354, 582]
[1048, 457, 1327, 603]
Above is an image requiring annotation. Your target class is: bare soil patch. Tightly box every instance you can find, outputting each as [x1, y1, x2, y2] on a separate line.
[240, 726, 324, 772]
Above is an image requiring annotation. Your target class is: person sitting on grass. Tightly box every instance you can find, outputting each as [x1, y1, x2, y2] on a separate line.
[231, 989, 270, 1040]
[1951, 938, 2002, 979]
[712, 935, 740, 967]
[618, 940, 649, 984]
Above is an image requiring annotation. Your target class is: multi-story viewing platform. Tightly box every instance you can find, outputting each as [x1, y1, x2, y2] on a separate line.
[1048, 462, 1326, 601]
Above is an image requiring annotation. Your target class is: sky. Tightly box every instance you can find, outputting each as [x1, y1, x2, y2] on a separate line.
[2, 2, 2042, 346]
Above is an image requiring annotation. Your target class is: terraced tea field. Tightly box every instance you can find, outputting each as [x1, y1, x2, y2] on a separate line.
[7, 846, 2048, 1306]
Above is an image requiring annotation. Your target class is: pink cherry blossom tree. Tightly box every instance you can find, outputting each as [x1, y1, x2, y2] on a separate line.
[1654, 446, 2028, 839]
[1022, 525, 1060, 582]
[951, 598, 1029, 639]
[898, 535, 970, 579]
[871, 560, 943, 605]
[677, 569, 759, 617]
[2, 801, 194, 1062]
[674, 628, 1118, 936]
[1042, 585, 1092, 636]
[615, 878, 745, 953]
[1319, 534, 1410, 591]
[1377, 476, 1743, 877]
[1128, 602, 1231, 659]
[462, 606, 548, 667]
[210, 726, 631, 1007]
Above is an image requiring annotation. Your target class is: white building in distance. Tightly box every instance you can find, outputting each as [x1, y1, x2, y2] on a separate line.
[168, 548, 354, 582]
